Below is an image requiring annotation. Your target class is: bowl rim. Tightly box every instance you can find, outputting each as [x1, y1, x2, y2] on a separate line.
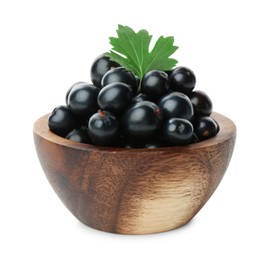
[33, 112, 236, 154]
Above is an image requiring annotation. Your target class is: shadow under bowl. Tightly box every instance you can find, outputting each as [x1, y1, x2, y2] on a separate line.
[33, 112, 236, 235]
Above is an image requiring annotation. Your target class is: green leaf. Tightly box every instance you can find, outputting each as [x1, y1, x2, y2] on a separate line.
[105, 25, 178, 80]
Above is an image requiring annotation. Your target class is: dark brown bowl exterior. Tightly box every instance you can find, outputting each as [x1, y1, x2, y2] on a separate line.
[33, 112, 236, 235]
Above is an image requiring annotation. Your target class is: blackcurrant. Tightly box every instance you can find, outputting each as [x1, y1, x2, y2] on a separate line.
[67, 83, 99, 122]
[65, 128, 91, 144]
[88, 110, 119, 146]
[189, 90, 213, 116]
[141, 70, 170, 101]
[97, 82, 133, 114]
[90, 55, 119, 88]
[169, 67, 196, 94]
[48, 105, 78, 137]
[101, 67, 137, 93]
[65, 82, 87, 105]
[193, 116, 219, 141]
[122, 101, 163, 143]
[158, 92, 194, 121]
[163, 118, 193, 145]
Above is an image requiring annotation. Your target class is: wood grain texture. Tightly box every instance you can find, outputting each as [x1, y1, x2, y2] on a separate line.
[33, 112, 236, 234]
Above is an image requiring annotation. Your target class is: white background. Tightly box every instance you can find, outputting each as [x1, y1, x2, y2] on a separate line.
[1, 0, 268, 259]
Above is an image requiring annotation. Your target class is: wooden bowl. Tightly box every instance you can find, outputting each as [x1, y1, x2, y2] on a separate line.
[33, 112, 236, 235]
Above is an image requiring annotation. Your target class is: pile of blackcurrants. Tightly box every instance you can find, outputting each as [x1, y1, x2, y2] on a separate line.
[48, 55, 219, 148]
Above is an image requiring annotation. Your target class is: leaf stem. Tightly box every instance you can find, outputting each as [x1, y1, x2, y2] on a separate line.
[137, 80, 142, 93]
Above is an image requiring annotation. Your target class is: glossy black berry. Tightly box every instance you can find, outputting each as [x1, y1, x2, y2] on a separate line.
[48, 106, 77, 137]
[169, 67, 196, 94]
[193, 116, 219, 141]
[88, 110, 119, 146]
[163, 118, 194, 145]
[141, 70, 170, 100]
[158, 92, 194, 121]
[101, 67, 137, 93]
[189, 90, 213, 116]
[67, 83, 99, 122]
[90, 55, 119, 88]
[97, 82, 133, 114]
[65, 82, 87, 105]
[65, 128, 91, 144]
[122, 101, 163, 142]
